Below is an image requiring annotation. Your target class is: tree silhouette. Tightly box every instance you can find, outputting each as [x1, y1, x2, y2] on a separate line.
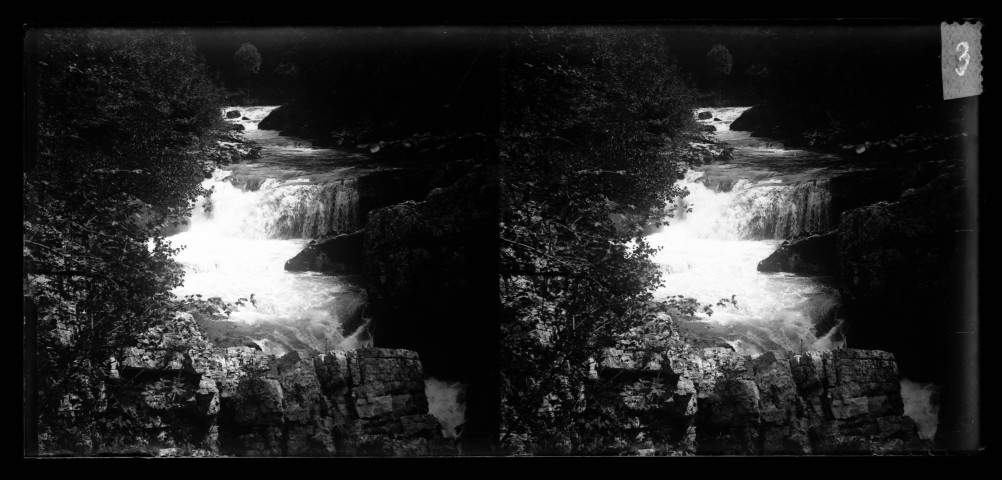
[234, 43, 262, 104]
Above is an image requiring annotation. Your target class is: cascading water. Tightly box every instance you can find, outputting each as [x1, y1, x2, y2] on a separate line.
[648, 107, 844, 357]
[652, 106, 940, 441]
[168, 106, 369, 355]
[169, 106, 464, 438]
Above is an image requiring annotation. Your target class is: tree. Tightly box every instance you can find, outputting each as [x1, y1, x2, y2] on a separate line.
[234, 42, 261, 104]
[499, 27, 709, 454]
[25, 28, 225, 453]
[704, 43, 733, 79]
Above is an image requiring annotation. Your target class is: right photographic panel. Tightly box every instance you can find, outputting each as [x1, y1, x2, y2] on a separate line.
[498, 21, 981, 456]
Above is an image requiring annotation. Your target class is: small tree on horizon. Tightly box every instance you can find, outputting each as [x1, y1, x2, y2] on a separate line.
[234, 43, 262, 104]
[704, 43, 733, 99]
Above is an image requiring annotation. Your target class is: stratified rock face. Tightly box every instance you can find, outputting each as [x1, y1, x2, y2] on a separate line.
[758, 231, 837, 275]
[363, 164, 499, 448]
[214, 347, 448, 456]
[105, 313, 449, 457]
[599, 341, 928, 455]
[835, 168, 967, 383]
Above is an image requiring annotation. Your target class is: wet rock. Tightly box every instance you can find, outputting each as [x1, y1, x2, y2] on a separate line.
[227, 123, 245, 131]
[226, 110, 241, 119]
[285, 230, 364, 274]
[697, 111, 713, 119]
[242, 146, 263, 160]
[258, 104, 293, 131]
[834, 168, 970, 447]
[699, 124, 717, 133]
[597, 322, 927, 455]
[363, 164, 498, 450]
[757, 231, 837, 275]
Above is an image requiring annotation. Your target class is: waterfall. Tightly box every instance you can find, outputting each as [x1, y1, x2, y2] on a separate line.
[188, 171, 360, 240]
[648, 106, 843, 358]
[254, 177, 360, 239]
[167, 106, 367, 355]
[673, 171, 831, 240]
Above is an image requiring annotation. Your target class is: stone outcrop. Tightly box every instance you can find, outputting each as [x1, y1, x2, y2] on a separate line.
[833, 165, 972, 448]
[758, 231, 837, 275]
[257, 104, 292, 131]
[835, 166, 967, 379]
[730, 104, 830, 141]
[96, 312, 450, 457]
[363, 163, 499, 450]
[285, 230, 364, 274]
[598, 335, 929, 455]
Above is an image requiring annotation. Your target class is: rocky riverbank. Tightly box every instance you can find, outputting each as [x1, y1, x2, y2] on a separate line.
[261, 103, 500, 452]
[43, 312, 453, 457]
[746, 108, 976, 450]
[594, 317, 929, 455]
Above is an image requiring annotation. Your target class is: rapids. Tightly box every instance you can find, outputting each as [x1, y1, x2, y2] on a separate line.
[650, 107, 939, 440]
[649, 107, 845, 356]
[167, 106, 464, 438]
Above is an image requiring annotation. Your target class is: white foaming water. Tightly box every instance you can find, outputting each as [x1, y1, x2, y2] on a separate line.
[647, 108, 843, 356]
[169, 108, 364, 349]
[171, 171, 352, 327]
[424, 378, 467, 439]
[901, 379, 940, 441]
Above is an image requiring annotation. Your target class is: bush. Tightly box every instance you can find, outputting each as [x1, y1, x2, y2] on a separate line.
[498, 26, 709, 453]
[25, 28, 226, 453]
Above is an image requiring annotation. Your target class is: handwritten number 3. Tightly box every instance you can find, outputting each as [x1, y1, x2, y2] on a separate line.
[956, 42, 970, 76]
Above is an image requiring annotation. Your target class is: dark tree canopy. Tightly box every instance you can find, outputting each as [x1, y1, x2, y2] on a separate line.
[499, 26, 710, 454]
[234, 42, 261, 76]
[25, 28, 226, 451]
[705, 43, 733, 78]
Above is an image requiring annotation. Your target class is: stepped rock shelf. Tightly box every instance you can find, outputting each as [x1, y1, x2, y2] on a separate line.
[109, 313, 453, 457]
[600, 334, 928, 454]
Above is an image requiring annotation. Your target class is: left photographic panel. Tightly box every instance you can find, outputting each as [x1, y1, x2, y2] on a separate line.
[23, 25, 500, 457]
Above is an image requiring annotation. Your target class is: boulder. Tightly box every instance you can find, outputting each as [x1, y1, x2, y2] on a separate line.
[226, 110, 241, 119]
[699, 124, 717, 133]
[242, 146, 263, 160]
[834, 167, 971, 447]
[729, 105, 827, 140]
[363, 164, 499, 451]
[285, 230, 365, 274]
[697, 111, 713, 120]
[227, 123, 245, 131]
[757, 231, 837, 275]
[258, 104, 292, 131]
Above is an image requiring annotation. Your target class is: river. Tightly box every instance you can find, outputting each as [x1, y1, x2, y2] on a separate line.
[166, 106, 465, 438]
[648, 107, 939, 440]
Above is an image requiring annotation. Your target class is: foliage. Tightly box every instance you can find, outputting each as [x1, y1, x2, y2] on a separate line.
[234, 42, 262, 76]
[25, 28, 226, 453]
[499, 27, 710, 454]
[234, 42, 261, 103]
[704, 44, 733, 78]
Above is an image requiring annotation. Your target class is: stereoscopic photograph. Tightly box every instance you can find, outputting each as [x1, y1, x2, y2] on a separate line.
[22, 19, 982, 458]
